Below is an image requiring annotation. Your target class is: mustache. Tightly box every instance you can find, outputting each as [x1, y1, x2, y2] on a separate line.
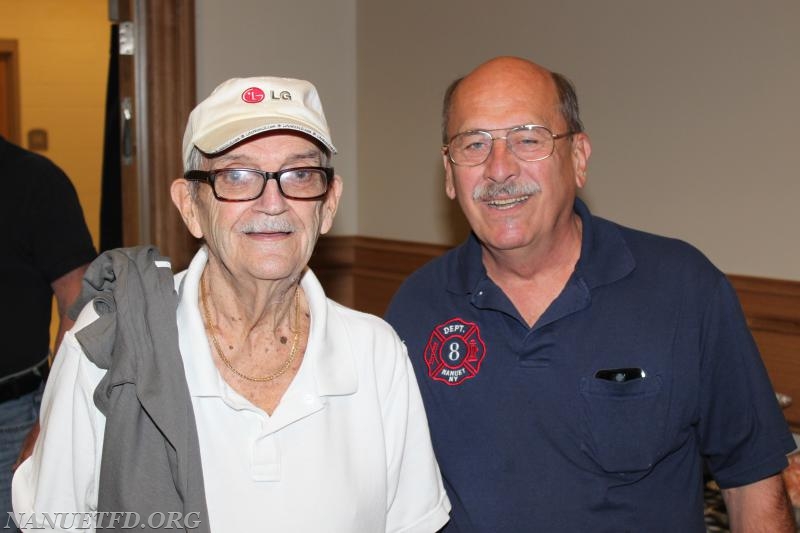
[238, 218, 295, 233]
[472, 181, 542, 202]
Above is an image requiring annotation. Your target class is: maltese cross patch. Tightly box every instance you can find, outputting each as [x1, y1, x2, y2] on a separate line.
[424, 317, 487, 386]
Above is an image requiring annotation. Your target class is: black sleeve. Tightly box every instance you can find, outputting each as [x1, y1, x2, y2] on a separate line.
[30, 157, 97, 282]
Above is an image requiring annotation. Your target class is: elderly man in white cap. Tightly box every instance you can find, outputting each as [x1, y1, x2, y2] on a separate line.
[11, 77, 450, 533]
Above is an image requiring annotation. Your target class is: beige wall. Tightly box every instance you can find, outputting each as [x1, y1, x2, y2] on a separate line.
[198, 0, 800, 281]
[0, 0, 108, 246]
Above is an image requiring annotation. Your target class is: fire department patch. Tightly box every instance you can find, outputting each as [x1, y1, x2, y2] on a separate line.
[424, 318, 487, 386]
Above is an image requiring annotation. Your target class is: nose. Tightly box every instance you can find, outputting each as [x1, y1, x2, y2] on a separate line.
[483, 137, 519, 183]
[253, 177, 288, 214]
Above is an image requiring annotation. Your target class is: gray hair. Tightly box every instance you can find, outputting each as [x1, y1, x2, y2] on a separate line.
[551, 72, 584, 135]
[184, 147, 208, 200]
[441, 71, 584, 144]
[441, 76, 464, 145]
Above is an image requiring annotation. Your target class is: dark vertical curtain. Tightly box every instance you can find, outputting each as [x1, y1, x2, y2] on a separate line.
[100, 23, 122, 252]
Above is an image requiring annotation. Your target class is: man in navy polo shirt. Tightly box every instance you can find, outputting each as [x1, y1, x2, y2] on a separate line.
[385, 56, 796, 532]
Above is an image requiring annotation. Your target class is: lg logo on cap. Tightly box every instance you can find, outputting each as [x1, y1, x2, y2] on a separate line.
[241, 87, 292, 103]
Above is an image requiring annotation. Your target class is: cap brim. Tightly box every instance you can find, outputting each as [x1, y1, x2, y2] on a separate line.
[194, 116, 337, 156]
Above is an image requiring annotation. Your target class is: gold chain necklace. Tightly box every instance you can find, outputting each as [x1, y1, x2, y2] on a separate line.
[200, 272, 300, 382]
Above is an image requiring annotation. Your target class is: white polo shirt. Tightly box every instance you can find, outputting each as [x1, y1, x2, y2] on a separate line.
[13, 248, 450, 532]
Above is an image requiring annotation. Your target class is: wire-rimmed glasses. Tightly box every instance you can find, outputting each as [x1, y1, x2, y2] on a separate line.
[444, 124, 576, 166]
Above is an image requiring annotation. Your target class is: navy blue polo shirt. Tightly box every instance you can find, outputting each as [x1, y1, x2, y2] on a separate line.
[385, 198, 795, 533]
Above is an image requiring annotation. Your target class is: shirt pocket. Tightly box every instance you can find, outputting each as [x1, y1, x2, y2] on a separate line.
[579, 375, 665, 474]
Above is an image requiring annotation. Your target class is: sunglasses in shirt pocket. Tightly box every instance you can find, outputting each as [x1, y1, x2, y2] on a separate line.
[579, 368, 665, 474]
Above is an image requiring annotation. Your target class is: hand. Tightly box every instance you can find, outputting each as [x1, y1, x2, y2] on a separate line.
[12, 419, 40, 471]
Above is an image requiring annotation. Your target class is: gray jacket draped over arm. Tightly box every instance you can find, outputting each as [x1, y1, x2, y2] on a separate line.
[72, 245, 210, 532]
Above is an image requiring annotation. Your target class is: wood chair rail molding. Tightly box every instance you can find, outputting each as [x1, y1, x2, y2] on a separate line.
[728, 275, 800, 429]
[309, 235, 449, 316]
[310, 235, 800, 430]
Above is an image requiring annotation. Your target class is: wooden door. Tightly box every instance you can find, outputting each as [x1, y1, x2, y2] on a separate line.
[0, 39, 20, 144]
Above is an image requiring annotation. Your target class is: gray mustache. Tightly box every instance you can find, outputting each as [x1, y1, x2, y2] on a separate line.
[238, 219, 295, 233]
[472, 181, 542, 202]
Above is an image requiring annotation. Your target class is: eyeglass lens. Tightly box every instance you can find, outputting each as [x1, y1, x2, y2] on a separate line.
[449, 126, 556, 165]
[213, 168, 328, 200]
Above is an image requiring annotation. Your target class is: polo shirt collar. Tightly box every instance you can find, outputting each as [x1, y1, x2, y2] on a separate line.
[573, 197, 635, 290]
[176, 247, 357, 402]
[303, 268, 359, 397]
[446, 197, 635, 296]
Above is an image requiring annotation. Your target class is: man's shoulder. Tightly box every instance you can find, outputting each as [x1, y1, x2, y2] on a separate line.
[323, 298, 411, 377]
[1, 137, 68, 180]
[326, 297, 406, 349]
[599, 215, 714, 262]
[329, 297, 394, 328]
[595, 215, 723, 285]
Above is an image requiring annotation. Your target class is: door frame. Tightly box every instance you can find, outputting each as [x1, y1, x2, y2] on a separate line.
[114, 0, 198, 270]
[0, 39, 21, 144]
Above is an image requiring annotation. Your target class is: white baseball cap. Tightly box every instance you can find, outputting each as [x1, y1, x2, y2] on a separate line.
[182, 76, 336, 169]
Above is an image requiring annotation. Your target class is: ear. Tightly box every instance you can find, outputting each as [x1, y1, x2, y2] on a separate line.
[571, 132, 592, 189]
[319, 174, 343, 235]
[170, 179, 204, 239]
[443, 148, 457, 200]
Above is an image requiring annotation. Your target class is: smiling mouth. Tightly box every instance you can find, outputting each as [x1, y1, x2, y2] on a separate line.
[486, 196, 530, 209]
[242, 229, 293, 238]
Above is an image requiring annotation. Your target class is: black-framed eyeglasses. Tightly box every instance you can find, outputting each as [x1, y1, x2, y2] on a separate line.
[184, 166, 333, 201]
[444, 124, 577, 167]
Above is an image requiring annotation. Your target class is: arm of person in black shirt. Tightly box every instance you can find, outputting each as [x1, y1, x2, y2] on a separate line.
[722, 473, 795, 533]
[50, 263, 90, 354]
[12, 262, 90, 470]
